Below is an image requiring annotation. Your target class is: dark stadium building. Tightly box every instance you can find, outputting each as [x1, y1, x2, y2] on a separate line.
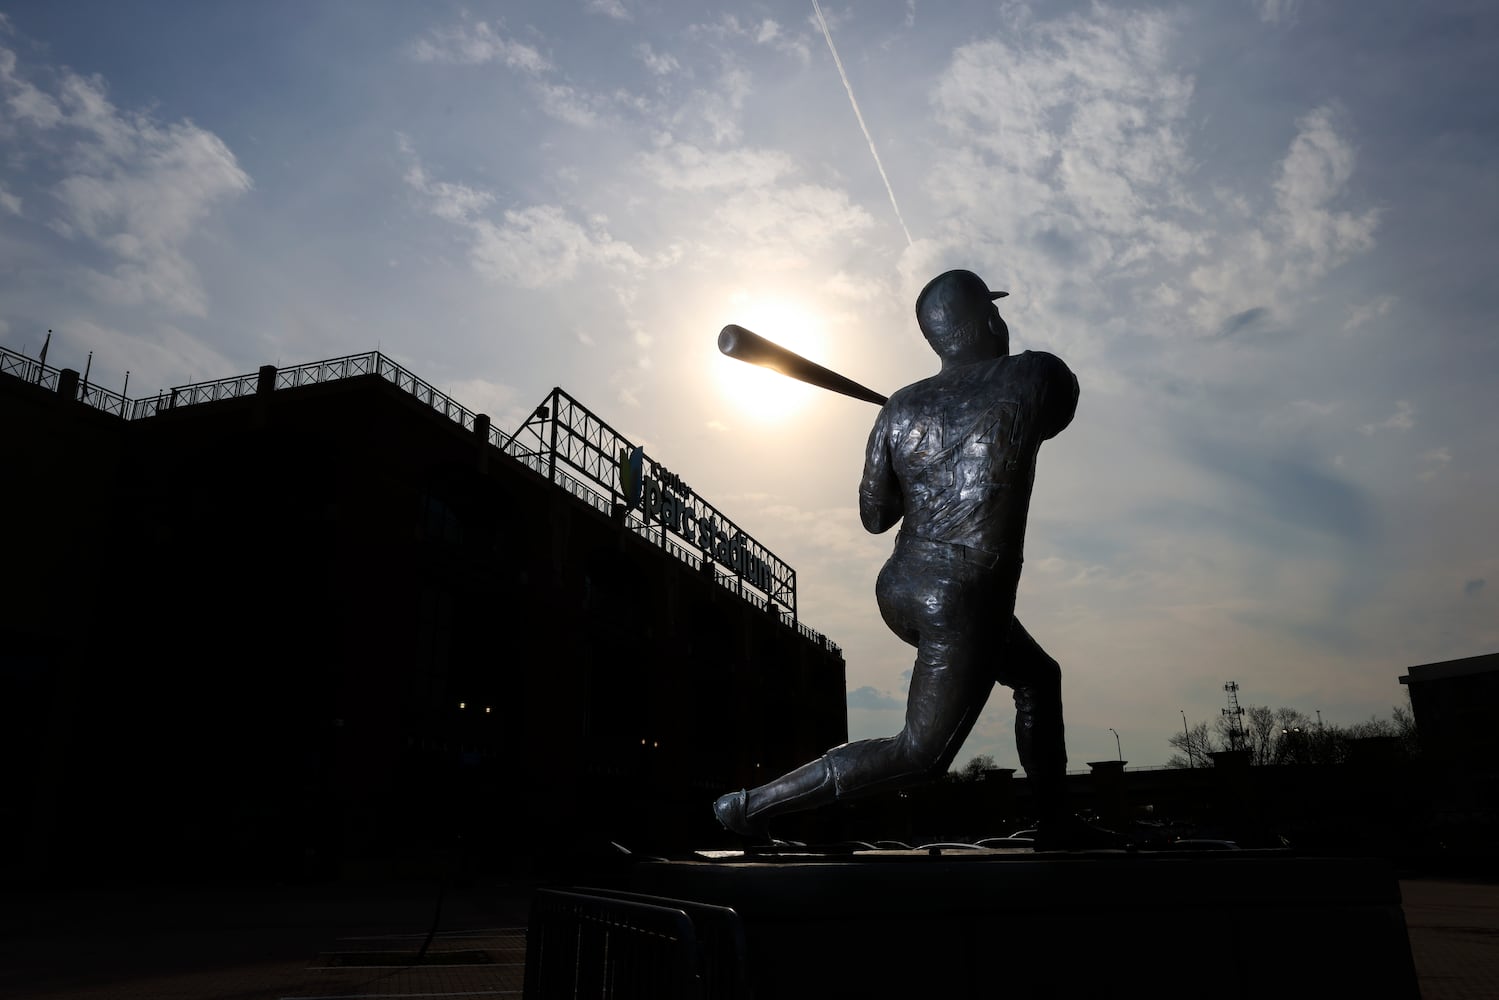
[1, 347, 847, 880]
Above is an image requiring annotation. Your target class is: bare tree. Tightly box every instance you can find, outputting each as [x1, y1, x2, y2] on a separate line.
[1391, 700, 1419, 757]
[1167, 721, 1218, 768]
[948, 753, 997, 782]
[1244, 705, 1277, 765]
[963, 753, 997, 779]
[1169, 699, 1419, 769]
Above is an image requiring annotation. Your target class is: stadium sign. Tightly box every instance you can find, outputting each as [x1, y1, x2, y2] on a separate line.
[637, 470, 774, 595]
[508, 388, 796, 614]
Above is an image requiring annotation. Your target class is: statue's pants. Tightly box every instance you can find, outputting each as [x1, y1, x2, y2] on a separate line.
[745, 532, 1069, 822]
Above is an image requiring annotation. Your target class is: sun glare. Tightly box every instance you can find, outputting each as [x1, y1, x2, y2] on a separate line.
[714, 297, 829, 424]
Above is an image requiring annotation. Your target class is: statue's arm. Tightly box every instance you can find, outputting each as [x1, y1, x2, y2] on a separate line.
[859, 408, 903, 533]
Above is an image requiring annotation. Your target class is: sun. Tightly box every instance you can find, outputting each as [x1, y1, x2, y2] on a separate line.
[713, 296, 829, 424]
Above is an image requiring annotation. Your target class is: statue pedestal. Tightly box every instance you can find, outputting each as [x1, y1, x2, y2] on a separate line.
[606, 849, 1417, 999]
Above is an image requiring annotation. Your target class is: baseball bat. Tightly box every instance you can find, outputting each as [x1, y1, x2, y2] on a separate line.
[717, 324, 888, 406]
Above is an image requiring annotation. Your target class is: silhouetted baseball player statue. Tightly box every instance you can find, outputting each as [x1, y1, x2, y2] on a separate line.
[715, 269, 1105, 849]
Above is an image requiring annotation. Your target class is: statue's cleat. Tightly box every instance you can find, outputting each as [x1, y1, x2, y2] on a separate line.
[713, 790, 763, 836]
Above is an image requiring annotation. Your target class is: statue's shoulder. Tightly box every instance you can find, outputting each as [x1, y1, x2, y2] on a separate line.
[1009, 349, 1074, 381]
[1006, 351, 1079, 439]
[884, 373, 939, 410]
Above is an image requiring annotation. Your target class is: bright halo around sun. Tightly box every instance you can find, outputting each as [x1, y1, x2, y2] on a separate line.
[714, 297, 829, 424]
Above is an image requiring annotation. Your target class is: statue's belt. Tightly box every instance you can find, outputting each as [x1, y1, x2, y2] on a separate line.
[896, 531, 1019, 572]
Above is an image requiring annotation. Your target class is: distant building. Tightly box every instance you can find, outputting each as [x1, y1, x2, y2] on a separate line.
[0, 347, 846, 879]
[1401, 652, 1499, 768]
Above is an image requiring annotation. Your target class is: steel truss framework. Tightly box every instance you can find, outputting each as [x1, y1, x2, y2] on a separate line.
[510, 387, 801, 623]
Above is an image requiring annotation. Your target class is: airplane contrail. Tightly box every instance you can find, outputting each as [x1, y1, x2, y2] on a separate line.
[810, 0, 914, 247]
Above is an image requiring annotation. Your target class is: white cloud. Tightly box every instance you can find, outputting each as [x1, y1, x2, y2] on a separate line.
[753, 18, 810, 62]
[471, 206, 645, 288]
[409, 19, 608, 128]
[823, 271, 883, 301]
[755, 503, 884, 562]
[670, 22, 810, 143]
[634, 39, 771, 147]
[1418, 446, 1451, 482]
[1262, 399, 1338, 433]
[408, 20, 550, 71]
[928, 7, 1201, 286]
[1359, 399, 1414, 435]
[0, 47, 61, 128]
[1257, 0, 1301, 26]
[533, 81, 605, 128]
[611, 367, 642, 408]
[401, 140, 495, 222]
[402, 141, 647, 289]
[846, 685, 902, 710]
[0, 43, 251, 316]
[934, 11, 1193, 178]
[0, 181, 19, 215]
[586, 0, 631, 21]
[1343, 294, 1396, 332]
[1273, 106, 1379, 272]
[1187, 105, 1379, 329]
[695, 62, 753, 145]
[692, 14, 812, 63]
[639, 138, 794, 190]
[710, 185, 875, 266]
[923, 11, 1379, 351]
[635, 44, 682, 77]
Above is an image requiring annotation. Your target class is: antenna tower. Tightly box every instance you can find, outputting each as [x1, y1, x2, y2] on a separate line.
[1222, 681, 1246, 751]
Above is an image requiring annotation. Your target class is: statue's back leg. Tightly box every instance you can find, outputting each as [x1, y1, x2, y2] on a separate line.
[998, 617, 1068, 815]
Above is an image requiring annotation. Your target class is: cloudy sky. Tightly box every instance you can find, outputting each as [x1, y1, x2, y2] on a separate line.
[3, 1, 1494, 769]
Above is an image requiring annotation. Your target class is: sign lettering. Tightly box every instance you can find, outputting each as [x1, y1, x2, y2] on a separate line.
[640, 473, 775, 596]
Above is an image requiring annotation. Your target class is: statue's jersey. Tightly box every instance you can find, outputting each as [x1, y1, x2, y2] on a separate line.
[859, 350, 1078, 558]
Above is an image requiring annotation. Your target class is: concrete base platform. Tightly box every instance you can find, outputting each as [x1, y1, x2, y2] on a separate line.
[626, 849, 1419, 999]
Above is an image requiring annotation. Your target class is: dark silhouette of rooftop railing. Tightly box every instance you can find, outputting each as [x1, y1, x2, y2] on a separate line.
[1, 347, 61, 391]
[2, 344, 129, 417]
[78, 382, 130, 418]
[123, 351, 495, 437]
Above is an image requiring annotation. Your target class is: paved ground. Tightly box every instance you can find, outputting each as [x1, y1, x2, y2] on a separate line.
[1402, 879, 1499, 1000]
[1, 876, 1493, 998]
[0, 881, 532, 1000]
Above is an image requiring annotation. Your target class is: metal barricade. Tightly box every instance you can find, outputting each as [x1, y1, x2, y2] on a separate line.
[523, 887, 748, 1000]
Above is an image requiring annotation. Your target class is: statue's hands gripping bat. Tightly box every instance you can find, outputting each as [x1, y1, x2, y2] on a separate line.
[717, 324, 888, 406]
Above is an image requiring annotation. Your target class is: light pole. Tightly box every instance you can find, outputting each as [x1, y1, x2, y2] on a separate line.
[1181, 710, 1194, 768]
[1109, 727, 1122, 761]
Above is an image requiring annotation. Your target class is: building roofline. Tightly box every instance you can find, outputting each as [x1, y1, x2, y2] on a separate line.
[1399, 651, 1499, 684]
